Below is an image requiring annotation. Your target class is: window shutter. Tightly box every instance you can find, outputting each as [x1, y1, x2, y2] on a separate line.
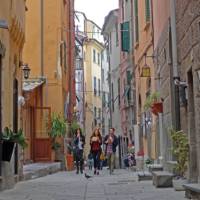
[134, 0, 139, 42]
[121, 21, 130, 52]
[126, 71, 132, 85]
[145, 0, 150, 22]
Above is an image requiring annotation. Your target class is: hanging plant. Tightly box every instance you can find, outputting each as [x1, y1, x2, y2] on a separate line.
[144, 92, 160, 111]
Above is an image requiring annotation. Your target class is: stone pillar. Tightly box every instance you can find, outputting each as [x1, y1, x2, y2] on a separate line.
[0, 162, 15, 191]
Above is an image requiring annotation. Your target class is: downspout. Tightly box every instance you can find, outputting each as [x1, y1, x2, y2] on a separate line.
[170, 0, 180, 131]
[40, 0, 44, 77]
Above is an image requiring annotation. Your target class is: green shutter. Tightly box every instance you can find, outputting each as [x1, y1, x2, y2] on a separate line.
[134, 0, 138, 15]
[121, 21, 130, 52]
[145, 0, 150, 22]
[127, 71, 132, 85]
[134, 0, 139, 42]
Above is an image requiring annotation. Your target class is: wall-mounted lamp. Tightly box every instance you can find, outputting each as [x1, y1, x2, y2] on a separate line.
[0, 19, 8, 29]
[141, 53, 151, 78]
[21, 63, 31, 79]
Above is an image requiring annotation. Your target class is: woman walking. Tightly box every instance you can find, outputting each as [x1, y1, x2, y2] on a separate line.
[73, 128, 85, 174]
[90, 128, 102, 175]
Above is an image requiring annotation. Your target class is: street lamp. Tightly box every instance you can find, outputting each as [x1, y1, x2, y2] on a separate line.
[22, 63, 31, 79]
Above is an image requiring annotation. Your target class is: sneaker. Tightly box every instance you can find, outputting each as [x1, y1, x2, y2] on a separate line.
[94, 170, 96, 175]
[96, 171, 99, 175]
[76, 171, 79, 174]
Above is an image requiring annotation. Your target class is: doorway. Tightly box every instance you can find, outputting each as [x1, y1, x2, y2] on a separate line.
[0, 55, 2, 175]
[187, 70, 198, 182]
[13, 78, 18, 174]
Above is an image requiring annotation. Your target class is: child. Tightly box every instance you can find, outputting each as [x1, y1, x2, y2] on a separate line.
[87, 152, 93, 170]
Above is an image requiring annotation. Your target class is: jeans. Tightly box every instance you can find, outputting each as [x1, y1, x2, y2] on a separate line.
[75, 149, 84, 173]
[92, 151, 100, 170]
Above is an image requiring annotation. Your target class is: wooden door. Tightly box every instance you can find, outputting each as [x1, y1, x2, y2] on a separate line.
[33, 107, 51, 162]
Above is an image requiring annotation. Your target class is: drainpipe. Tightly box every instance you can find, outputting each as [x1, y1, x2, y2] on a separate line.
[40, 0, 44, 77]
[40, 0, 44, 107]
[170, 0, 181, 131]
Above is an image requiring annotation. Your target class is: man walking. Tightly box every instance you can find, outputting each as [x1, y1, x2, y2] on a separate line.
[104, 128, 118, 174]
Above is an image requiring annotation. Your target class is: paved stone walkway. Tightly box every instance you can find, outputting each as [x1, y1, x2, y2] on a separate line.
[0, 169, 186, 200]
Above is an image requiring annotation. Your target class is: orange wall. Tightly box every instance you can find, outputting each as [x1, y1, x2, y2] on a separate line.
[153, 0, 170, 48]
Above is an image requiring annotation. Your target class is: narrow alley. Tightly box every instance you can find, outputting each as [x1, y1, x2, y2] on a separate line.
[0, 169, 185, 200]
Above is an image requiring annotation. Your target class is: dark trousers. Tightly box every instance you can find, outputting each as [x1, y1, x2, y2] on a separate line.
[75, 149, 84, 172]
[92, 151, 100, 170]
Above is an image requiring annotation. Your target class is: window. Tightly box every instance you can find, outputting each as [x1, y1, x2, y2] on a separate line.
[122, 0, 124, 21]
[109, 33, 112, 53]
[127, 71, 132, 85]
[101, 51, 104, 61]
[93, 49, 96, 63]
[102, 92, 106, 107]
[145, 0, 151, 22]
[121, 21, 130, 52]
[134, 0, 139, 43]
[102, 69, 104, 82]
[98, 79, 101, 96]
[94, 77, 97, 95]
[98, 108, 101, 118]
[115, 23, 119, 46]
[118, 78, 121, 106]
[111, 83, 114, 112]
[97, 53, 100, 65]
[94, 106, 97, 118]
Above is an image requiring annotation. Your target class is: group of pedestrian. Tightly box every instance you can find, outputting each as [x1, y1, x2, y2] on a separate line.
[73, 127, 118, 175]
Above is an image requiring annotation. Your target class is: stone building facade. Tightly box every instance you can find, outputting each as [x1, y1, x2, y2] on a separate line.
[176, 0, 200, 183]
[153, 0, 200, 185]
[0, 0, 26, 191]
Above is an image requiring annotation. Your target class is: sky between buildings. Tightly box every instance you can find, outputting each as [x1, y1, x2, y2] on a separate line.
[75, 0, 118, 28]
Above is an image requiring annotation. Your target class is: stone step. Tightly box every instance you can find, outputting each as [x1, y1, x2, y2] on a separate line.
[137, 171, 153, 181]
[183, 183, 200, 199]
[22, 162, 61, 181]
[152, 171, 173, 188]
[147, 164, 163, 173]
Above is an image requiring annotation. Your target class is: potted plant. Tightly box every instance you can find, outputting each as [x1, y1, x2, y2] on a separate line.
[169, 128, 189, 191]
[1, 127, 27, 162]
[144, 92, 163, 115]
[48, 112, 67, 161]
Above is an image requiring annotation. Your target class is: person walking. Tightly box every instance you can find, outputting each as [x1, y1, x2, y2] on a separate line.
[104, 128, 118, 175]
[73, 128, 85, 174]
[90, 128, 102, 175]
[87, 151, 93, 170]
[99, 149, 105, 170]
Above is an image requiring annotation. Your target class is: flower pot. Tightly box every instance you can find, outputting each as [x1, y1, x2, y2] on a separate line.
[2, 141, 15, 162]
[173, 178, 187, 191]
[65, 154, 74, 171]
[151, 102, 163, 115]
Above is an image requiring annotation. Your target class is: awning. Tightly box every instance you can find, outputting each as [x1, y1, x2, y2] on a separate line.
[23, 79, 45, 92]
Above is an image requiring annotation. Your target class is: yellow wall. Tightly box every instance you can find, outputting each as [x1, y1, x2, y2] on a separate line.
[84, 41, 103, 157]
[134, 0, 156, 159]
[83, 19, 104, 156]
[0, 0, 25, 130]
[23, 0, 67, 114]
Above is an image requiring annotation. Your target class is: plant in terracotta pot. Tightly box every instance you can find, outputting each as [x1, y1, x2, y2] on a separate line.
[144, 92, 163, 115]
[1, 127, 28, 161]
[48, 113, 67, 161]
[169, 128, 189, 191]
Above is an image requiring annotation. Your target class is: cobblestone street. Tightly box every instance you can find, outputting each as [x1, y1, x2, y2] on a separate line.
[0, 169, 186, 200]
